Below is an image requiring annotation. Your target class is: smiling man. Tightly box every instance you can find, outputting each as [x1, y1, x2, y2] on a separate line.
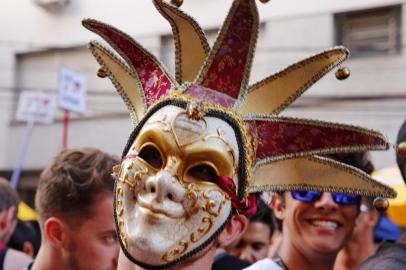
[82, 0, 396, 269]
[267, 191, 360, 270]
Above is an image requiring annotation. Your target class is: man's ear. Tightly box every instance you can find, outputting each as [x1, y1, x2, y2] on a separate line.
[0, 206, 16, 228]
[271, 193, 286, 221]
[44, 217, 67, 248]
[0, 209, 9, 230]
[0, 207, 17, 242]
[22, 241, 34, 257]
[218, 214, 248, 247]
[366, 211, 380, 228]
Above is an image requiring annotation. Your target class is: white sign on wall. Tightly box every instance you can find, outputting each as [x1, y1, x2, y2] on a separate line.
[16, 91, 57, 124]
[58, 67, 87, 113]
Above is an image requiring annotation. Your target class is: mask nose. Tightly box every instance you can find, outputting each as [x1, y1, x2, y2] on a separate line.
[145, 172, 179, 202]
[145, 156, 183, 203]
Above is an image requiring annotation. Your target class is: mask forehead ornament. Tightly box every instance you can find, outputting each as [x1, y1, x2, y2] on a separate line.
[83, 0, 396, 268]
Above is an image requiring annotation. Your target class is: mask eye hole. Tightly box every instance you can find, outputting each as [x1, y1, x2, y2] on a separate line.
[138, 144, 163, 169]
[185, 164, 218, 183]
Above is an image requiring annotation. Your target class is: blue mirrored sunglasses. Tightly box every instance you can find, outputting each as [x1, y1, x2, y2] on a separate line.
[291, 190, 361, 205]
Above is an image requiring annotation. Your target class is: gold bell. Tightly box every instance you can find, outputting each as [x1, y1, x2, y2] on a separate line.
[373, 197, 389, 211]
[97, 67, 108, 78]
[397, 142, 406, 158]
[170, 0, 183, 7]
[259, 0, 271, 3]
[335, 67, 350, 80]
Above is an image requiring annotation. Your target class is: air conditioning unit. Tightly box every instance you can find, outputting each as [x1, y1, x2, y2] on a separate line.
[34, 0, 70, 11]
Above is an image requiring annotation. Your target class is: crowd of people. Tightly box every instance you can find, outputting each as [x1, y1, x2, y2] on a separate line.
[2, 0, 406, 270]
[1, 121, 406, 270]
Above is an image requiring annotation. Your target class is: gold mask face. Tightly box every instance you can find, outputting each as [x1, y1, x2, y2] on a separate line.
[114, 104, 241, 268]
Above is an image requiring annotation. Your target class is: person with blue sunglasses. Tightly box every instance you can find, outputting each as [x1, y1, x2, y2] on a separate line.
[245, 190, 361, 270]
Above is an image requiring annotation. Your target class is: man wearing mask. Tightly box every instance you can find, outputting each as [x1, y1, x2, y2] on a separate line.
[82, 0, 395, 269]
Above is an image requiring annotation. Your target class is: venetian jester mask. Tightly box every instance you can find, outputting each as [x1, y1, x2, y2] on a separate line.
[83, 0, 396, 268]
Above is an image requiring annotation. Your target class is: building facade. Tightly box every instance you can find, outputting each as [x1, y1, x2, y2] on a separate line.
[1, 0, 405, 204]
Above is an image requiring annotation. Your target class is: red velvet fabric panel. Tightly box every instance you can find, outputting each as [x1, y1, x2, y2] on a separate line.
[84, 20, 173, 107]
[251, 120, 387, 160]
[201, 0, 255, 100]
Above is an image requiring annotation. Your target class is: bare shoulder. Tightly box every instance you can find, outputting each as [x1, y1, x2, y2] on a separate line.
[4, 248, 33, 270]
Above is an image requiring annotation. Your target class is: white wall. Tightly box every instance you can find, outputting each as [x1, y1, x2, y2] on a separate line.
[2, 0, 405, 47]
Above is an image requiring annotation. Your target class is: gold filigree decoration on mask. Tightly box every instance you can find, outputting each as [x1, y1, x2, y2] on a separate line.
[112, 164, 122, 179]
[203, 190, 228, 217]
[189, 189, 229, 243]
[116, 186, 124, 217]
[144, 114, 171, 132]
[118, 160, 149, 191]
[160, 182, 230, 262]
[115, 158, 150, 250]
[190, 216, 214, 243]
[203, 128, 237, 176]
[186, 183, 203, 216]
[116, 184, 128, 249]
[162, 240, 188, 262]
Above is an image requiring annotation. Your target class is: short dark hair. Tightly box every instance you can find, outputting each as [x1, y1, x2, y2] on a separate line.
[249, 198, 278, 237]
[396, 120, 406, 181]
[0, 177, 20, 214]
[35, 148, 119, 226]
[327, 152, 374, 175]
[8, 220, 41, 257]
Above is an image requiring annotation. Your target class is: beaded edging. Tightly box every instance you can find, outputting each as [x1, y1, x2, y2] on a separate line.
[240, 46, 349, 115]
[246, 114, 389, 144]
[233, 0, 259, 111]
[82, 19, 179, 102]
[153, 0, 210, 84]
[250, 155, 396, 198]
[88, 41, 145, 125]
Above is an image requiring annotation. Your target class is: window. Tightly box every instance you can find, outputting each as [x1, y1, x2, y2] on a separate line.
[335, 5, 401, 57]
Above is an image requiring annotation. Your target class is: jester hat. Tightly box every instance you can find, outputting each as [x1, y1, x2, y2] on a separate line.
[83, 0, 396, 268]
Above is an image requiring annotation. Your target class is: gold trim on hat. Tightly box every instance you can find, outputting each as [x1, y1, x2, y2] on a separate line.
[237, 46, 349, 115]
[250, 155, 396, 198]
[245, 115, 389, 169]
[194, 0, 259, 101]
[153, 0, 210, 84]
[88, 41, 147, 125]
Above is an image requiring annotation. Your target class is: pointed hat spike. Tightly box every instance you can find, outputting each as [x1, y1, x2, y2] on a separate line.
[195, 0, 258, 104]
[87, 41, 147, 124]
[245, 116, 389, 164]
[250, 156, 396, 198]
[82, 19, 177, 108]
[238, 47, 349, 115]
[153, 0, 209, 84]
